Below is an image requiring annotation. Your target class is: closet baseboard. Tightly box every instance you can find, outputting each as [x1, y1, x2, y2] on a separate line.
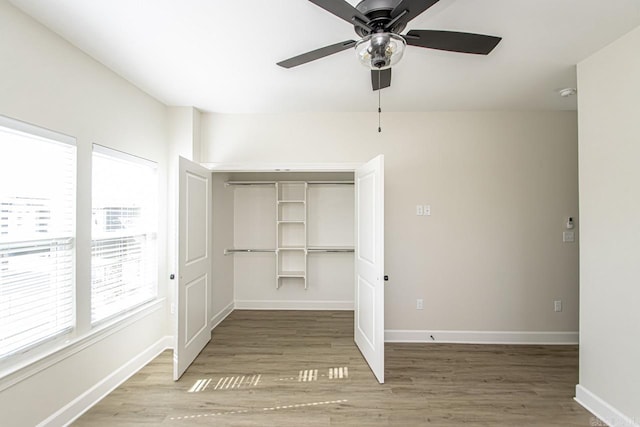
[234, 300, 354, 311]
[210, 301, 234, 331]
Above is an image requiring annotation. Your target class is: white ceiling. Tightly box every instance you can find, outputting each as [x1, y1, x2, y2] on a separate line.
[9, 0, 640, 113]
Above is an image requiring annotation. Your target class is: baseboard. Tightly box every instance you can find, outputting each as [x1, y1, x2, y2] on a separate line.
[575, 384, 639, 427]
[234, 299, 354, 311]
[384, 329, 579, 344]
[210, 301, 234, 331]
[1, 299, 165, 393]
[38, 335, 172, 427]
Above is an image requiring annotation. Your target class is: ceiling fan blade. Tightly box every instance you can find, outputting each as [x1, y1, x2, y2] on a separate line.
[405, 30, 502, 55]
[388, 0, 440, 30]
[277, 40, 357, 68]
[371, 68, 392, 91]
[308, 0, 370, 26]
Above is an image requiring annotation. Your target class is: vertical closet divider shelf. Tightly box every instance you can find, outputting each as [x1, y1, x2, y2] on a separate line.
[276, 182, 308, 289]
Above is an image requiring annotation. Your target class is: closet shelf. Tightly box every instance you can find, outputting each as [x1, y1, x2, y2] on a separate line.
[277, 246, 306, 251]
[277, 271, 306, 278]
[277, 220, 305, 224]
[277, 200, 305, 204]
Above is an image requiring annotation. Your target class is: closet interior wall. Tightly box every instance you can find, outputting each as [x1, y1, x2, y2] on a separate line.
[211, 172, 235, 320]
[214, 172, 355, 310]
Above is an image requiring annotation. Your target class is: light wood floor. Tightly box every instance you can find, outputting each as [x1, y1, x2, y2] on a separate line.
[75, 310, 596, 426]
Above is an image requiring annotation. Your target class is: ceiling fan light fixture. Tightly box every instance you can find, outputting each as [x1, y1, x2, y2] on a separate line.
[355, 32, 406, 70]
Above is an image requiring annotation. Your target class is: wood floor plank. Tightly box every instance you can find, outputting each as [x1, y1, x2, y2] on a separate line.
[74, 310, 598, 426]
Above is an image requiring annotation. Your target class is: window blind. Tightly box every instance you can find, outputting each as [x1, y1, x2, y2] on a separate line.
[0, 117, 76, 359]
[91, 145, 158, 324]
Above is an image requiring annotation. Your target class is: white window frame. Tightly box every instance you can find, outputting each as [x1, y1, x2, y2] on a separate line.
[90, 144, 158, 325]
[0, 115, 76, 361]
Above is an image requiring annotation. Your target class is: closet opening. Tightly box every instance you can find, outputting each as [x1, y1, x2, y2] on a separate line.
[214, 171, 355, 310]
[177, 156, 385, 382]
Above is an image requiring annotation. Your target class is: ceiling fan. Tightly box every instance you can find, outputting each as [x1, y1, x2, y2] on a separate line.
[277, 0, 502, 91]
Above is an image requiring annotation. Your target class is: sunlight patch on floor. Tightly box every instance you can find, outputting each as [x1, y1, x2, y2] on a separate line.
[190, 366, 351, 392]
[298, 369, 318, 382]
[187, 378, 211, 393]
[168, 399, 349, 421]
[187, 374, 262, 393]
[329, 366, 348, 379]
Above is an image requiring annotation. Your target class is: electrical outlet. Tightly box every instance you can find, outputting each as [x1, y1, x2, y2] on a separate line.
[416, 299, 424, 310]
[554, 300, 562, 312]
[563, 231, 575, 243]
[416, 205, 423, 216]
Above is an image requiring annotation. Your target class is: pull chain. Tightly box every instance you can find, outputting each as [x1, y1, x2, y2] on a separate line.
[378, 70, 382, 133]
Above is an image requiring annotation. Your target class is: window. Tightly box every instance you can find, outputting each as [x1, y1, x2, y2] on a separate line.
[91, 145, 158, 324]
[0, 116, 76, 359]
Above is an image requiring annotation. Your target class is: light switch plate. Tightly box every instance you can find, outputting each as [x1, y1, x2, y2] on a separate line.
[563, 231, 575, 243]
[554, 300, 562, 312]
[424, 205, 431, 216]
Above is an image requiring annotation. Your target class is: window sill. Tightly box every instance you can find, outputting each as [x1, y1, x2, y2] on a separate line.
[0, 298, 166, 392]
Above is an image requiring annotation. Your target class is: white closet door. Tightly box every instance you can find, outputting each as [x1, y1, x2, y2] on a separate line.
[354, 155, 385, 383]
[174, 157, 212, 380]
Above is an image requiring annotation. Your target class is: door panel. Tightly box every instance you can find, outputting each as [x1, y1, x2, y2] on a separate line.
[356, 276, 375, 348]
[184, 275, 207, 346]
[174, 157, 212, 380]
[357, 171, 376, 263]
[185, 172, 208, 264]
[354, 155, 385, 383]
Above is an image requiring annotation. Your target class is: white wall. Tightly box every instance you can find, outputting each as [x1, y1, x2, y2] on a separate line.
[576, 25, 640, 426]
[0, 2, 169, 425]
[211, 173, 235, 322]
[201, 111, 580, 340]
[168, 107, 201, 163]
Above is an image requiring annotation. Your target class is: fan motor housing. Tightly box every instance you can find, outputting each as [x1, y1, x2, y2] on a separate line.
[354, 0, 406, 37]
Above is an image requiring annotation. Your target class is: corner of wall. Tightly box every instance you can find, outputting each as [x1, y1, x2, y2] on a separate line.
[38, 336, 172, 427]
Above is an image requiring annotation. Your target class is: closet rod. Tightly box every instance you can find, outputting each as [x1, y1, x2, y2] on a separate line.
[224, 248, 276, 255]
[225, 180, 353, 186]
[225, 181, 276, 186]
[307, 249, 355, 253]
[307, 181, 354, 185]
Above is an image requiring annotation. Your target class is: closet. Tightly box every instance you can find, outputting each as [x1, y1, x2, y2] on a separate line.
[176, 156, 385, 383]
[219, 172, 355, 309]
